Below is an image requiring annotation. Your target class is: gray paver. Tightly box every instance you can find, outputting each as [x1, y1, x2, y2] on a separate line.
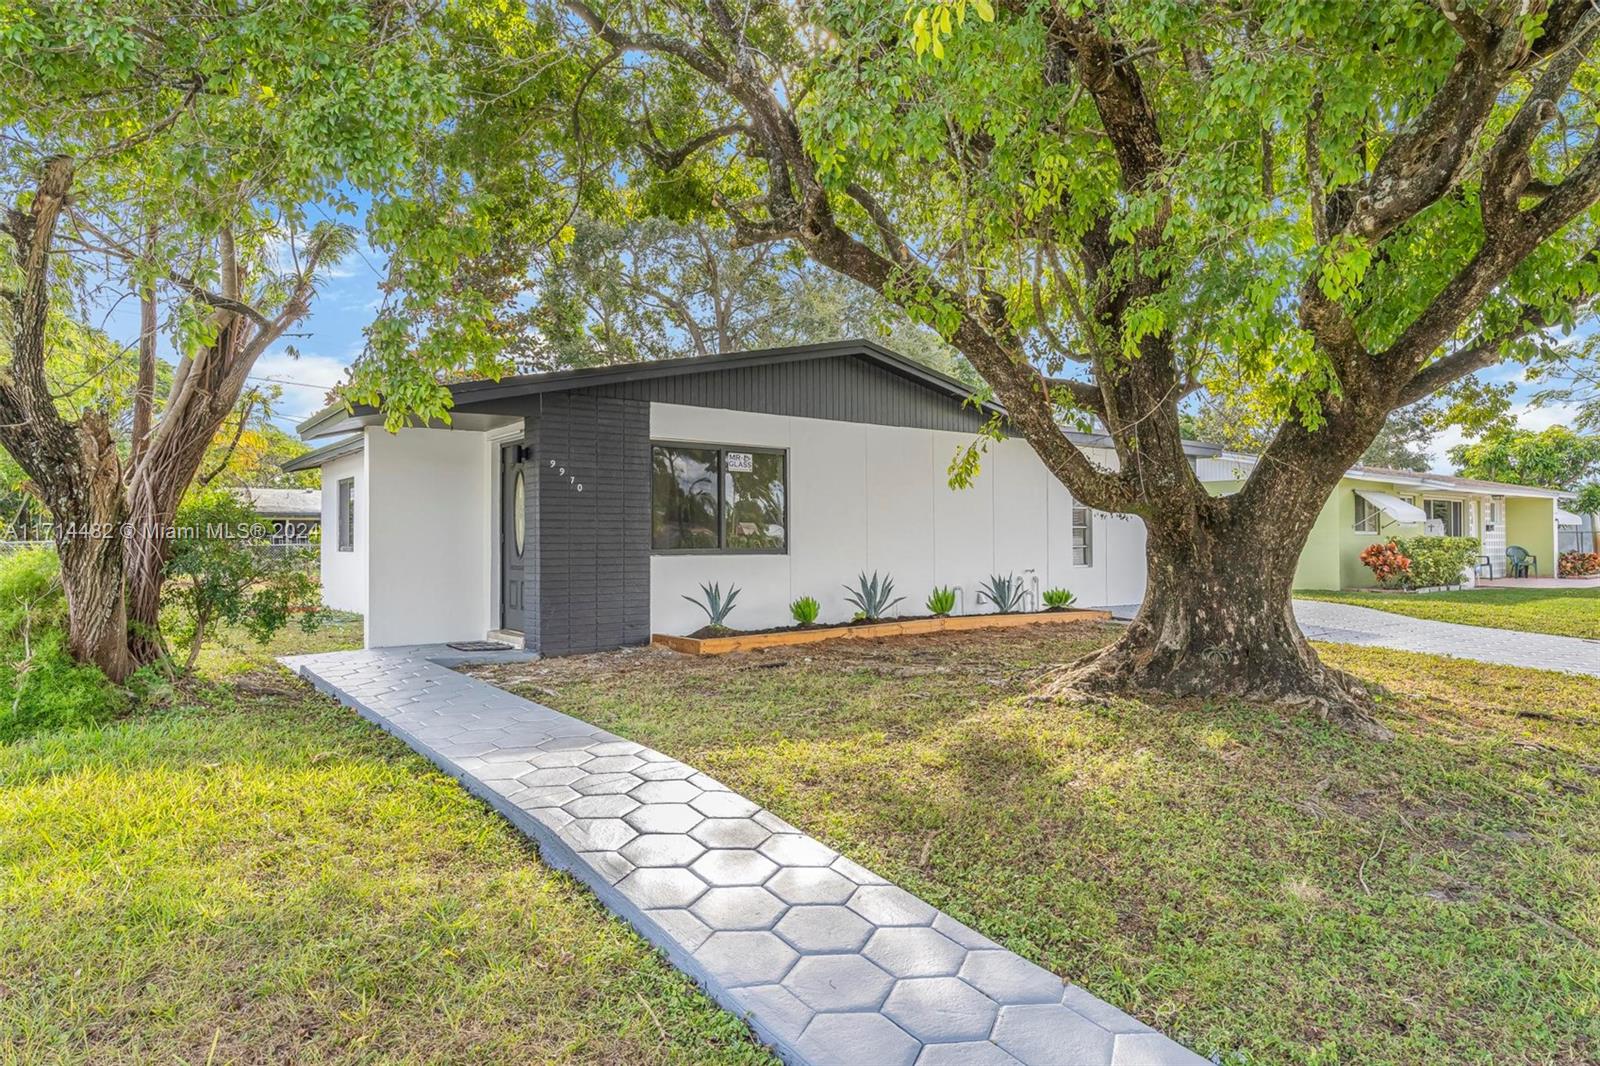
[960, 950, 1066, 1005]
[692, 817, 772, 848]
[691, 848, 780, 886]
[617, 868, 709, 909]
[775, 905, 875, 953]
[281, 645, 1209, 1066]
[993, 1003, 1116, 1064]
[696, 930, 799, 987]
[625, 802, 704, 834]
[864, 926, 968, 977]
[785, 954, 894, 1011]
[883, 976, 999, 1042]
[690, 886, 788, 930]
[796, 1012, 919, 1066]
[1293, 598, 1600, 676]
[767, 867, 859, 905]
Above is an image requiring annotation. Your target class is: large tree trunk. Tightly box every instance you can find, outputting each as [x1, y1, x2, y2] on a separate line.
[48, 417, 135, 682]
[1043, 463, 1390, 738]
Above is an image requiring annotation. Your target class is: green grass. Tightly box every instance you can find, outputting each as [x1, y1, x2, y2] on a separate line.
[0, 621, 773, 1065]
[470, 626, 1600, 1066]
[1295, 585, 1600, 639]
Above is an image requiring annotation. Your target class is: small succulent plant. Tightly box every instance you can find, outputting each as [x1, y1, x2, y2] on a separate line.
[977, 572, 1026, 613]
[1042, 587, 1076, 609]
[682, 581, 741, 630]
[790, 595, 820, 625]
[925, 585, 956, 616]
[843, 571, 904, 620]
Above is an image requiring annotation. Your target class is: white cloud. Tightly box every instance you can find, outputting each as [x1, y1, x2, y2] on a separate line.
[247, 348, 355, 423]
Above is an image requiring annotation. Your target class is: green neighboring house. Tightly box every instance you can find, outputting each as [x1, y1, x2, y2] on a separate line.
[1199, 455, 1574, 587]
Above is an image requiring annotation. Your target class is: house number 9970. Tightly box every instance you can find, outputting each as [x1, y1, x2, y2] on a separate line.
[548, 458, 583, 492]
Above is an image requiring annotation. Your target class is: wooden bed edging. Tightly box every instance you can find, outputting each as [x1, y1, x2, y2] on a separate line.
[651, 608, 1113, 655]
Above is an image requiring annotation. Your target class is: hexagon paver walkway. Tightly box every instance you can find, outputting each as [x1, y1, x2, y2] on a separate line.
[1293, 599, 1600, 676]
[283, 646, 1209, 1066]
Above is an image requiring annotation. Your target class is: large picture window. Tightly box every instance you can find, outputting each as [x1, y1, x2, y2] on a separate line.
[652, 443, 786, 553]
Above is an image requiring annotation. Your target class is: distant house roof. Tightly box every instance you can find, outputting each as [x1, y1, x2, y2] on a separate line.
[1210, 451, 1568, 499]
[229, 486, 321, 518]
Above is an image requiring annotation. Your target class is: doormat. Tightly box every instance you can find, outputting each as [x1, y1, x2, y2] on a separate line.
[445, 640, 514, 652]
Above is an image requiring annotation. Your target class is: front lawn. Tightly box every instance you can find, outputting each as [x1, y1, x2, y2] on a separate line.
[1295, 585, 1600, 639]
[468, 626, 1600, 1066]
[0, 620, 772, 1065]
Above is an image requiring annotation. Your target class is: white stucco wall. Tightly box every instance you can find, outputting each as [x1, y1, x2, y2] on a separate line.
[649, 403, 1147, 635]
[318, 451, 366, 614]
[362, 426, 495, 647]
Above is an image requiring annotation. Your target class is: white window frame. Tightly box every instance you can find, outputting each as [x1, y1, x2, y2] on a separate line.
[1071, 504, 1093, 566]
[337, 477, 355, 552]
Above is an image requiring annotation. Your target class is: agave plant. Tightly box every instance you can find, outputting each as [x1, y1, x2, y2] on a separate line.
[789, 595, 820, 625]
[682, 581, 741, 630]
[842, 571, 904, 620]
[1042, 587, 1076, 609]
[977, 573, 1026, 613]
[925, 585, 956, 617]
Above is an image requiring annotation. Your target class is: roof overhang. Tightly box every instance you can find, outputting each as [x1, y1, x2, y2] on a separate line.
[281, 434, 365, 473]
[1354, 488, 1427, 525]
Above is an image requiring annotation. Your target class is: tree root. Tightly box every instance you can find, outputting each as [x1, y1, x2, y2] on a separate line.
[1032, 639, 1395, 742]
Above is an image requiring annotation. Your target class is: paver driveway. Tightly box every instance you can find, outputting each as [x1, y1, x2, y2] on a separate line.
[283, 645, 1208, 1066]
[1293, 599, 1600, 676]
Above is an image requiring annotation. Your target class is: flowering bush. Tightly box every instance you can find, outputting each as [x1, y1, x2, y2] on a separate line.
[1559, 550, 1600, 577]
[1360, 540, 1411, 586]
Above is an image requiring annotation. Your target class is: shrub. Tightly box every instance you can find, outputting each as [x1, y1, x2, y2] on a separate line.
[978, 573, 1027, 613]
[164, 490, 323, 671]
[1359, 540, 1411, 587]
[1392, 535, 1480, 588]
[1559, 550, 1600, 577]
[789, 595, 820, 625]
[925, 586, 956, 616]
[842, 571, 904, 620]
[682, 582, 740, 631]
[0, 549, 121, 743]
[1042, 587, 1076, 609]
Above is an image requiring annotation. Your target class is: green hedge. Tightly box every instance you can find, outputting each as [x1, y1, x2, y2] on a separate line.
[0, 549, 122, 743]
[1391, 535, 1481, 589]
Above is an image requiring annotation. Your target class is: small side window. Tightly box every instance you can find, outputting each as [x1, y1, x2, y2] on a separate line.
[337, 478, 355, 552]
[1354, 494, 1379, 533]
[1071, 504, 1093, 566]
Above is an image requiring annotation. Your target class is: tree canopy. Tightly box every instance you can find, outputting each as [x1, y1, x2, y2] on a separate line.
[1451, 424, 1600, 492]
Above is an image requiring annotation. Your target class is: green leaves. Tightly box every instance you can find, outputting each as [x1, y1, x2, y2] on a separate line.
[906, 1, 991, 60]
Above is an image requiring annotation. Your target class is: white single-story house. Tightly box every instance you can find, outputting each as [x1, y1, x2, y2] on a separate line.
[285, 341, 1578, 653]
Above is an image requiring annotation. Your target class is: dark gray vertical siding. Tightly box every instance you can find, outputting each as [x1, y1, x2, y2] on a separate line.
[581, 354, 988, 432]
[530, 393, 651, 656]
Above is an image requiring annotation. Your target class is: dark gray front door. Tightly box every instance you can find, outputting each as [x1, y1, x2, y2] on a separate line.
[500, 443, 526, 631]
